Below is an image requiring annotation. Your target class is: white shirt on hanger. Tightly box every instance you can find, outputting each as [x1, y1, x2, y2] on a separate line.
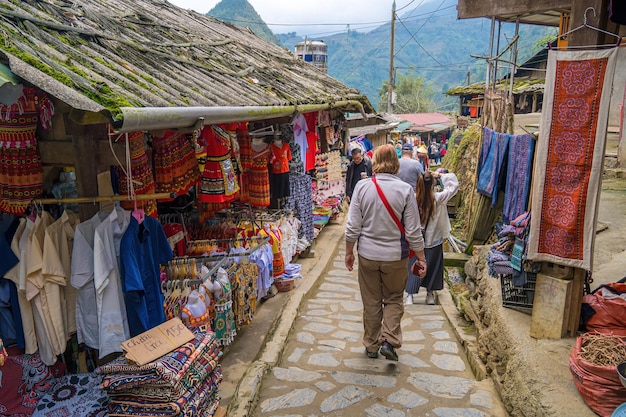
[71, 211, 109, 349]
[5, 218, 38, 355]
[93, 207, 131, 359]
[291, 113, 308, 164]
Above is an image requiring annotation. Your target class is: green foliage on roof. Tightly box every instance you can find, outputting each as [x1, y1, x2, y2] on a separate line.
[445, 77, 545, 96]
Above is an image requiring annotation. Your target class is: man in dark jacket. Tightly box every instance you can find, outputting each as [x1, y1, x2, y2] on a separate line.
[345, 148, 372, 203]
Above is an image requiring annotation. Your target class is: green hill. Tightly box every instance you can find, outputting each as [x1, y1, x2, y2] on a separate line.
[279, 0, 555, 111]
[209, 0, 555, 111]
[207, 0, 282, 46]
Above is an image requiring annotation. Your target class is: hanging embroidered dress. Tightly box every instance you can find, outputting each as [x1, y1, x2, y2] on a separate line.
[117, 131, 157, 217]
[0, 87, 53, 216]
[151, 130, 201, 199]
[198, 126, 239, 204]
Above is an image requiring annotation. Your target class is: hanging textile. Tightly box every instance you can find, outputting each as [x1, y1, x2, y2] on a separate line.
[0, 86, 53, 216]
[304, 112, 319, 171]
[291, 113, 308, 166]
[527, 48, 618, 270]
[198, 125, 239, 204]
[151, 130, 201, 198]
[476, 127, 509, 207]
[239, 124, 271, 207]
[117, 131, 158, 217]
[120, 215, 173, 337]
[285, 173, 314, 242]
[503, 133, 535, 224]
[269, 141, 292, 200]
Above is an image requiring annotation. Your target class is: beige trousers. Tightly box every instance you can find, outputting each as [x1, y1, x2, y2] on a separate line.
[357, 255, 408, 352]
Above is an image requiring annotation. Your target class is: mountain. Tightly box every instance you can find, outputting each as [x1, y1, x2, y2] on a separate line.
[206, 0, 282, 46]
[279, 0, 555, 111]
[208, 0, 555, 111]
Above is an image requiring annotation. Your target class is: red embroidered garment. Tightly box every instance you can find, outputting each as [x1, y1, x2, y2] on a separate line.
[270, 142, 292, 174]
[0, 87, 53, 215]
[151, 130, 201, 199]
[117, 131, 158, 217]
[198, 126, 239, 204]
[527, 49, 618, 270]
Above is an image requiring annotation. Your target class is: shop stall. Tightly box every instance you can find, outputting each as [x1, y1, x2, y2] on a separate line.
[0, 0, 374, 415]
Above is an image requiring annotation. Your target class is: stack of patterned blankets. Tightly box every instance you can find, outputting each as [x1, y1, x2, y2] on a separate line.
[487, 226, 516, 277]
[95, 330, 223, 417]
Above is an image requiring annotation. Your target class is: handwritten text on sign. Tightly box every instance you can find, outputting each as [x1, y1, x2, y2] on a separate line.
[121, 318, 194, 365]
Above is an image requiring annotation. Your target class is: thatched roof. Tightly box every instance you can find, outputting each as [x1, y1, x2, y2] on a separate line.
[445, 77, 545, 96]
[0, 0, 373, 130]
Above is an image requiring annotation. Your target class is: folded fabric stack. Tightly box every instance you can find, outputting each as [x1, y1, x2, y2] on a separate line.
[281, 263, 302, 279]
[33, 372, 109, 417]
[96, 330, 223, 417]
[313, 206, 332, 230]
[487, 227, 516, 277]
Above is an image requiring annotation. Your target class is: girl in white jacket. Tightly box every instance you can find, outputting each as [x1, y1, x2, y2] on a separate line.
[405, 170, 459, 305]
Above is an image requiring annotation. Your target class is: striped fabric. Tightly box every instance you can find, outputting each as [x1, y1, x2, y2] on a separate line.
[0, 87, 53, 216]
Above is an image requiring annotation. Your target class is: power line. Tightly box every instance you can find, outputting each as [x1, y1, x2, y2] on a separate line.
[397, 0, 418, 12]
[211, 5, 457, 29]
[395, 15, 443, 65]
[394, 0, 449, 58]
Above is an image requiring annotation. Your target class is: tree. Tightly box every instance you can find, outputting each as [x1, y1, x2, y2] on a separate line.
[378, 73, 435, 113]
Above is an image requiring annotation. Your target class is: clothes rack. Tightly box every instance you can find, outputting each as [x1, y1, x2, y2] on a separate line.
[168, 236, 270, 285]
[35, 192, 176, 205]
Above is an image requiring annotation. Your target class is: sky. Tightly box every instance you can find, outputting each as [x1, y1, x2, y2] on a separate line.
[168, 0, 423, 37]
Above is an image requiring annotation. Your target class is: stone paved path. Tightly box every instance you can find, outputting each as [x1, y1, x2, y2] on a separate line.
[250, 249, 508, 416]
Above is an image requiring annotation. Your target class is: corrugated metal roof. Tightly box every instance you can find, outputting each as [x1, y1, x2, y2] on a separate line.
[394, 121, 413, 132]
[349, 124, 390, 138]
[396, 113, 453, 126]
[0, 0, 373, 127]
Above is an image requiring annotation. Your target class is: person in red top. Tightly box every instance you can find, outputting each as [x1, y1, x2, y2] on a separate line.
[270, 137, 292, 200]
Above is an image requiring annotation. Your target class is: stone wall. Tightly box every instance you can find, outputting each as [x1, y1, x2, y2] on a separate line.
[460, 246, 555, 417]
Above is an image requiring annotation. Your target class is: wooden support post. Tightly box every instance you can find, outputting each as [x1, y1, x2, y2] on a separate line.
[443, 252, 471, 268]
[65, 118, 102, 220]
[568, 0, 611, 47]
[567, 268, 586, 337]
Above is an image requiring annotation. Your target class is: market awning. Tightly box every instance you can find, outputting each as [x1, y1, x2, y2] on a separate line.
[426, 123, 453, 133]
[118, 101, 367, 133]
[393, 121, 413, 132]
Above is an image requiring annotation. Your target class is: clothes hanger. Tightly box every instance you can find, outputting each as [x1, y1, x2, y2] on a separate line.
[132, 198, 145, 224]
[249, 125, 274, 137]
[558, 7, 622, 46]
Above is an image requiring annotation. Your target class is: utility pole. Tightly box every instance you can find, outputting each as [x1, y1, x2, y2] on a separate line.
[387, 1, 396, 113]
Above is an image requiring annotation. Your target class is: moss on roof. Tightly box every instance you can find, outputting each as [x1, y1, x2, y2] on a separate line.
[0, 0, 373, 119]
[445, 77, 545, 96]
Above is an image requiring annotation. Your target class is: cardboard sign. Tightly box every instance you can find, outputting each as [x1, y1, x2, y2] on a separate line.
[121, 318, 194, 366]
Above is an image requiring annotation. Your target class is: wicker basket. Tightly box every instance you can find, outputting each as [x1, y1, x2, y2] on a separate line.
[274, 278, 295, 292]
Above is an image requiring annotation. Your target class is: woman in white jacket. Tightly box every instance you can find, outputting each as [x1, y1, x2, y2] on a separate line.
[406, 170, 459, 305]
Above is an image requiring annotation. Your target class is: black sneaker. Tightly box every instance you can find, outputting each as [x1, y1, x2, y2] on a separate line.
[366, 349, 378, 359]
[380, 341, 398, 361]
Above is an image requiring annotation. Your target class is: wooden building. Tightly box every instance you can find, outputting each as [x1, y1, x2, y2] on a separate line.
[0, 0, 373, 220]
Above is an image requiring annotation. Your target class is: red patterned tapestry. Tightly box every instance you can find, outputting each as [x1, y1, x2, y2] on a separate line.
[527, 48, 617, 270]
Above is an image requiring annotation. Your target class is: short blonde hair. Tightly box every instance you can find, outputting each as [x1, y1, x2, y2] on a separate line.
[372, 144, 400, 174]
